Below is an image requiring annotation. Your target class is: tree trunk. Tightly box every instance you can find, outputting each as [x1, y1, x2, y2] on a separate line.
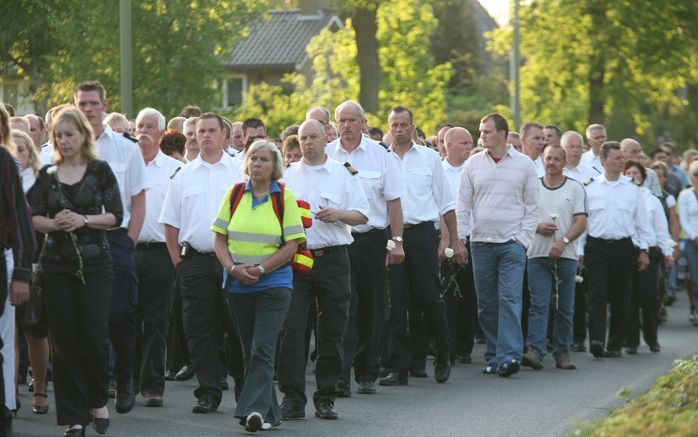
[352, 6, 380, 114]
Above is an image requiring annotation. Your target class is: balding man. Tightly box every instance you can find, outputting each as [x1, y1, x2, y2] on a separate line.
[25, 114, 45, 152]
[561, 131, 599, 184]
[279, 119, 369, 420]
[306, 106, 334, 142]
[581, 124, 607, 173]
[167, 116, 186, 133]
[620, 138, 662, 197]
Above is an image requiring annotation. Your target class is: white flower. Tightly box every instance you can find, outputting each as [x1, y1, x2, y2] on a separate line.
[47, 165, 58, 175]
[486, 237, 493, 243]
[386, 239, 396, 251]
[668, 239, 678, 249]
[575, 275, 584, 284]
[445, 248, 454, 258]
[550, 213, 559, 221]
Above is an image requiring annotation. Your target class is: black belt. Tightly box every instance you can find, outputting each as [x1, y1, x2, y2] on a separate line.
[352, 228, 387, 238]
[310, 245, 347, 257]
[588, 236, 631, 244]
[108, 228, 128, 234]
[403, 221, 432, 230]
[136, 242, 167, 251]
[190, 248, 216, 257]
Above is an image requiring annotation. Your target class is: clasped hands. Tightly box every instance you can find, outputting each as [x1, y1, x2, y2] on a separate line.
[54, 209, 85, 232]
[230, 264, 263, 285]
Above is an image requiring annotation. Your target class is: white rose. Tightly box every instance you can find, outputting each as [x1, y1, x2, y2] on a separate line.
[445, 248, 454, 258]
[386, 239, 396, 251]
[668, 239, 678, 249]
[550, 213, 559, 221]
[47, 165, 58, 175]
[575, 275, 584, 284]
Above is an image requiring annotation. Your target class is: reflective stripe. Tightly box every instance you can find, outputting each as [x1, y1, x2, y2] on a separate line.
[212, 218, 228, 231]
[231, 252, 269, 265]
[284, 225, 305, 236]
[228, 231, 282, 245]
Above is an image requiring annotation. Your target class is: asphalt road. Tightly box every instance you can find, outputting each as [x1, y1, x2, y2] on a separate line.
[14, 291, 698, 437]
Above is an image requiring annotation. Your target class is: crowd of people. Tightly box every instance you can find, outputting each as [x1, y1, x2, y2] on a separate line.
[1, 79, 697, 436]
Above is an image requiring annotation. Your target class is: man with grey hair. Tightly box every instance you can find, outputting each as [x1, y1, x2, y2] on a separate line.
[306, 106, 334, 142]
[620, 138, 662, 197]
[561, 131, 599, 184]
[183, 117, 199, 162]
[326, 100, 406, 396]
[167, 116, 186, 133]
[134, 107, 182, 407]
[581, 123, 607, 173]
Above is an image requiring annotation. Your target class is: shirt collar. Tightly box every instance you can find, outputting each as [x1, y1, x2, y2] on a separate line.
[245, 180, 281, 193]
[300, 154, 330, 172]
[597, 174, 632, 185]
[189, 151, 236, 170]
[485, 144, 516, 160]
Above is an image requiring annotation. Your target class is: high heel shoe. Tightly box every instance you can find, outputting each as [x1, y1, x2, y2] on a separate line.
[92, 417, 110, 435]
[64, 425, 85, 437]
[32, 392, 49, 414]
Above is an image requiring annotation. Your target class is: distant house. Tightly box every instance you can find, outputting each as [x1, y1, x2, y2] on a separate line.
[221, 1, 342, 110]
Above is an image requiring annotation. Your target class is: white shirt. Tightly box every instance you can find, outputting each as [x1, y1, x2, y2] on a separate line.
[563, 162, 600, 184]
[580, 174, 652, 250]
[534, 156, 545, 177]
[20, 167, 36, 193]
[678, 188, 698, 240]
[96, 125, 148, 229]
[283, 157, 369, 250]
[159, 152, 244, 252]
[390, 142, 455, 224]
[138, 151, 182, 243]
[326, 135, 405, 233]
[641, 188, 672, 256]
[581, 149, 603, 173]
[527, 177, 587, 260]
[442, 159, 470, 235]
[39, 142, 54, 165]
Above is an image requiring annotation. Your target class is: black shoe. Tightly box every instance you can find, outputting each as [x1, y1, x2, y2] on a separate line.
[434, 363, 452, 383]
[192, 396, 217, 414]
[164, 370, 177, 381]
[497, 360, 520, 377]
[625, 346, 638, 355]
[221, 376, 229, 391]
[589, 340, 604, 358]
[280, 401, 305, 420]
[336, 379, 351, 398]
[64, 426, 85, 437]
[409, 369, 427, 378]
[143, 391, 163, 407]
[357, 380, 376, 394]
[571, 341, 586, 352]
[175, 365, 195, 381]
[32, 392, 49, 414]
[603, 349, 622, 358]
[115, 378, 135, 414]
[107, 379, 116, 399]
[649, 342, 661, 353]
[92, 417, 110, 435]
[456, 355, 472, 364]
[378, 372, 407, 386]
[315, 400, 338, 420]
[245, 412, 263, 432]
[377, 367, 390, 378]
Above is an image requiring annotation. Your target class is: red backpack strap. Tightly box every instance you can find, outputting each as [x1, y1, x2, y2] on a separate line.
[228, 182, 247, 217]
[271, 183, 285, 241]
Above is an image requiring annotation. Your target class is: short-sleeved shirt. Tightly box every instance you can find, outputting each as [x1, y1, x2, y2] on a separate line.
[527, 177, 587, 260]
[211, 180, 306, 294]
[138, 151, 182, 243]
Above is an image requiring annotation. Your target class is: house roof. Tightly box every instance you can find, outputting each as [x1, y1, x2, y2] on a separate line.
[225, 9, 341, 70]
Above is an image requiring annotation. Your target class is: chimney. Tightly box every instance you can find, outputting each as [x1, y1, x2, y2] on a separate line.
[300, 0, 324, 16]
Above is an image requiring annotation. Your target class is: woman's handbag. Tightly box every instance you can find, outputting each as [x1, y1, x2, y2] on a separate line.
[24, 263, 44, 326]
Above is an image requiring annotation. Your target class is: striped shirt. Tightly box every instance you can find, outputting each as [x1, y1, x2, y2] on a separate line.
[457, 146, 539, 247]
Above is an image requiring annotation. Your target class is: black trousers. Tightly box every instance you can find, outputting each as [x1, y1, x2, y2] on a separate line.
[43, 255, 112, 426]
[586, 237, 635, 351]
[279, 247, 351, 408]
[166, 273, 190, 372]
[573, 269, 589, 344]
[442, 240, 478, 359]
[178, 252, 224, 404]
[626, 247, 661, 347]
[342, 229, 388, 384]
[107, 231, 138, 386]
[135, 245, 174, 396]
[385, 222, 450, 376]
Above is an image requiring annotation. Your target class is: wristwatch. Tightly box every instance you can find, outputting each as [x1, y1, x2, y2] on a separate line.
[258, 264, 266, 275]
[392, 236, 403, 243]
[562, 236, 570, 245]
[83, 215, 89, 227]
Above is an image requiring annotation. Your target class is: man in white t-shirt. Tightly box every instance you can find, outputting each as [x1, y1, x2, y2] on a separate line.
[523, 145, 587, 371]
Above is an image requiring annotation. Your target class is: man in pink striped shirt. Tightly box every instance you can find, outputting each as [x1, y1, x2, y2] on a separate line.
[456, 113, 539, 377]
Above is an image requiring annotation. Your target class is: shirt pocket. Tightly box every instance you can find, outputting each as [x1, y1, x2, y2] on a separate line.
[182, 186, 203, 212]
[358, 170, 381, 196]
[109, 162, 127, 194]
[406, 167, 432, 197]
[320, 190, 343, 209]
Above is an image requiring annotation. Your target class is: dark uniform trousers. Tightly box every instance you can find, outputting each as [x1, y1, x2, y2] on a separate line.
[166, 273, 190, 373]
[573, 269, 589, 345]
[385, 222, 450, 376]
[586, 236, 635, 351]
[442, 239, 478, 360]
[107, 231, 138, 388]
[341, 228, 388, 384]
[626, 247, 662, 347]
[134, 244, 174, 396]
[278, 247, 351, 409]
[178, 251, 225, 405]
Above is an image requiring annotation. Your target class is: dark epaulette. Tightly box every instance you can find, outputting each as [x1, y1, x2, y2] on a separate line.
[170, 167, 182, 179]
[123, 132, 137, 143]
[344, 162, 358, 175]
[379, 141, 390, 152]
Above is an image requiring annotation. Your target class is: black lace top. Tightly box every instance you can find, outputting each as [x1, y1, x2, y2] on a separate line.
[28, 160, 123, 261]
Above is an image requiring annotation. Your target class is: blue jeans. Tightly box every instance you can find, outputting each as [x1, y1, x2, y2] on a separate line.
[526, 257, 577, 360]
[682, 240, 698, 309]
[471, 240, 526, 366]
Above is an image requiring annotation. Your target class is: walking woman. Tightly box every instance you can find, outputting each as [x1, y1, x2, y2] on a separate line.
[678, 159, 698, 325]
[27, 107, 122, 436]
[211, 139, 305, 432]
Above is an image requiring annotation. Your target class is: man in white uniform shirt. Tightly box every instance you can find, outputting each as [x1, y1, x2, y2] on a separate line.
[183, 117, 199, 163]
[379, 106, 465, 387]
[581, 141, 652, 358]
[75, 81, 148, 414]
[159, 113, 244, 414]
[133, 108, 182, 407]
[326, 101, 406, 397]
[581, 124, 607, 173]
[278, 120, 369, 421]
[521, 121, 546, 177]
[620, 138, 662, 197]
[561, 130, 600, 184]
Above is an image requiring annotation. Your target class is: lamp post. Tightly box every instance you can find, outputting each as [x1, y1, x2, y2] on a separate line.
[510, 0, 521, 131]
[120, 0, 133, 118]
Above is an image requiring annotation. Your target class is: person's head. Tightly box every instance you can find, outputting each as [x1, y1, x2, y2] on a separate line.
[326, 122, 338, 143]
[230, 121, 244, 150]
[298, 119, 326, 165]
[689, 161, 698, 188]
[159, 129, 186, 161]
[282, 134, 302, 166]
[104, 112, 130, 133]
[521, 121, 545, 160]
[242, 117, 266, 148]
[51, 106, 98, 164]
[507, 131, 521, 152]
[74, 81, 108, 132]
[542, 144, 566, 177]
[650, 147, 670, 166]
[369, 127, 383, 142]
[25, 114, 45, 151]
[183, 116, 199, 153]
[281, 124, 299, 142]
[221, 117, 233, 145]
[437, 123, 455, 156]
[335, 101, 366, 147]
[444, 127, 473, 164]
[479, 113, 508, 150]
[136, 107, 166, 151]
[12, 130, 40, 175]
[650, 161, 669, 188]
[195, 113, 226, 155]
[543, 124, 562, 146]
[624, 160, 646, 185]
[243, 139, 285, 183]
[659, 141, 677, 165]
[305, 106, 335, 140]
[585, 123, 607, 154]
[600, 141, 624, 176]
[388, 106, 415, 147]
[128, 119, 136, 137]
[560, 130, 584, 166]
[620, 138, 645, 163]
[179, 105, 201, 118]
[167, 116, 186, 133]
[682, 149, 698, 170]
[0, 103, 17, 155]
[10, 116, 30, 133]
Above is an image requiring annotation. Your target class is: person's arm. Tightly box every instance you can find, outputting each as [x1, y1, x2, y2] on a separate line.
[127, 190, 145, 244]
[549, 215, 587, 260]
[386, 198, 405, 264]
[214, 233, 257, 283]
[164, 224, 182, 267]
[517, 164, 540, 248]
[442, 210, 466, 266]
[315, 208, 367, 226]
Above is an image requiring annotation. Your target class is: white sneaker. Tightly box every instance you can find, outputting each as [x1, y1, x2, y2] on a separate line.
[245, 412, 263, 432]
